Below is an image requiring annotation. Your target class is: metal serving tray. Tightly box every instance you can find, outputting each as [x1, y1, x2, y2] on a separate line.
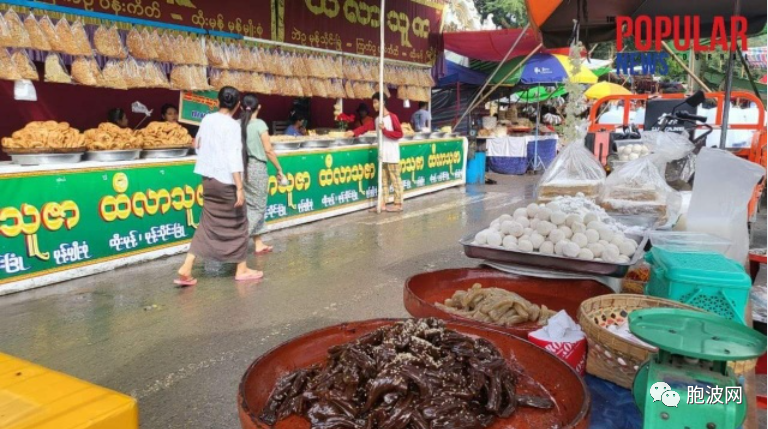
[272, 141, 302, 151]
[430, 132, 448, 138]
[300, 139, 331, 149]
[328, 138, 355, 147]
[12, 153, 83, 166]
[354, 136, 377, 145]
[86, 149, 141, 162]
[141, 148, 189, 159]
[460, 231, 649, 278]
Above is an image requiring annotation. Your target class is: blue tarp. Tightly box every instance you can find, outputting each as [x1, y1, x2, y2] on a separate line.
[437, 61, 488, 87]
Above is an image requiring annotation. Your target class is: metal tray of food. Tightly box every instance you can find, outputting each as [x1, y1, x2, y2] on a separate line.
[11, 153, 84, 166]
[430, 131, 448, 138]
[272, 141, 302, 151]
[355, 135, 377, 145]
[459, 231, 649, 278]
[141, 148, 190, 159]
[328, 138, 354, 147]
[400, 134, 415, 141]
[86, 149, 141, 162]
[300, 139, 331, 149]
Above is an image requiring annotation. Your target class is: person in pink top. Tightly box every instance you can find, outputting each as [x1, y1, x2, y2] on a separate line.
[346, 93, 404, 212]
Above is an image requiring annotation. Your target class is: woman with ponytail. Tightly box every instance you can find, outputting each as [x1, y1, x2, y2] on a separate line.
[174, 86, 263, 285]
[240, 93, 284, 254]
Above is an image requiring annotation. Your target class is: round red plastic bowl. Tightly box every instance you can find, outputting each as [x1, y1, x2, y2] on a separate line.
[238, 319, 590, 429]
[404, 268, 613, 338]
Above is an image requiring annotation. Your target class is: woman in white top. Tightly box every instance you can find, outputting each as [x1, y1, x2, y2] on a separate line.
[175, 87, 262, 285]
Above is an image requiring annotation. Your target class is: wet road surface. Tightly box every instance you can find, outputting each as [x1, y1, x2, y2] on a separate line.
[0, 175, 538, 428]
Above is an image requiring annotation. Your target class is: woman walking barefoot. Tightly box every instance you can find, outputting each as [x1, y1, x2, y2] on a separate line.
[175, 87, 262, 285]
[240, 94, 285, 254]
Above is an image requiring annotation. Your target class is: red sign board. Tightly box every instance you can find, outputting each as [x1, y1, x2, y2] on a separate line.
[276, 0, 444, 64]
[38, 0, 272, 38]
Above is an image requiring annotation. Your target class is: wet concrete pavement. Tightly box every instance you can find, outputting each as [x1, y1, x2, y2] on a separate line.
[0, 174, 539, 428]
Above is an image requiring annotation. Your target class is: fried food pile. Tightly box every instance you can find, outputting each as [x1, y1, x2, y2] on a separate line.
[84, 123, 141, 151]
[259, 318, 554, 429]
[1, 121, 84, 153]
[137, 121, 192, 149]
[438, 284, 558, 327]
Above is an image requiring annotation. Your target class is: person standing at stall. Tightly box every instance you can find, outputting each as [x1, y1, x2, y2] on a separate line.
[284, 115, 307, 136]
[352, 103, 373, 129]
[346, 93, 404, 212]
[174, 87, 262, 286]
[410, 102, 432, 132]
[240, 94, 285, 255]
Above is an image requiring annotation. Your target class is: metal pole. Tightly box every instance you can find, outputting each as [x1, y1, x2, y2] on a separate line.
[377, 0, 385, 213]
[720, 0, 741, 149]
[461, 44, 543, 124]
[453, 23, 532, 127]
[661, 42, 711, 91]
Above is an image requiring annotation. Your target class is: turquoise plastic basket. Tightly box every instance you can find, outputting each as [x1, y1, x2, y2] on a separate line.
[645, 248, 751, 324]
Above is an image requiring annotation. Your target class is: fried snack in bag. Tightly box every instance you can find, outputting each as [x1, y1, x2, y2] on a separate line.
[38, 16, 62, 52]
[344, 80, 355, 99]
[150, 62, 170, 88]
[260, 49, 276, 74]
[536, 140, 606, 203]
[225, 43, 242, 70]
[71, 56, 98, 86]
[171, 34, 186, 64]
[189, 36, 206, 66]
[299, 77, 312, 97]
[11, 49, 38, 80]
[4, 9, 30, 48]
[209, 68, 222, 90]
[170, 65, 190, 90]
[156, 32, 173, 62]
[71, 19, 92, 56]
[0, 14, 12, 48]
[309, 78, 327, 98]
[0, 48, 21, 80]
[122, 58, 144, 88]
[44, 53, 71, 83]
[101, 59, 127, 89]
[277, 52, 292, 76]
[206, 40, 228, 68]
[55, 18, 77, 55]
[127, 27, 150, 60]
[95, 25, 126, 58]
[190, 66, 209, 91]
[24, 13, 51, 51]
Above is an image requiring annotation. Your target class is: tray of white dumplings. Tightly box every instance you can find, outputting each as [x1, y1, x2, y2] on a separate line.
[461, 201, 651, 277]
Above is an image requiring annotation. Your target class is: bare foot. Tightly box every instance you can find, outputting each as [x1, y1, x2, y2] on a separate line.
[177, 267, 192, 278]
[235, 268, 264, 281]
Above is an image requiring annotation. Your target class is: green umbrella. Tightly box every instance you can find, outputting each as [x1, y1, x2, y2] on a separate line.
[509, 85, 567, 104]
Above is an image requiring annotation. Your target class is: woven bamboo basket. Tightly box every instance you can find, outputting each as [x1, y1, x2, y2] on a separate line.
[578, 294, 702, 388]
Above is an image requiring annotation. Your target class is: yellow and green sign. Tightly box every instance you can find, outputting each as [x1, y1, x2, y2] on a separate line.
[0, 139, 464, 286]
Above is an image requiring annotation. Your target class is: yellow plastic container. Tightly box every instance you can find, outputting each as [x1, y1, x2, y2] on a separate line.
[0, 352, 138, 429]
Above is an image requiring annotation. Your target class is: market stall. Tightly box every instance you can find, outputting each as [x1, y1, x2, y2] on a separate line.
[0, 0, 461, 294]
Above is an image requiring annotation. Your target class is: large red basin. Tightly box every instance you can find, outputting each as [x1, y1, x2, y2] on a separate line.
[404, 268, 613, 338]
[238, 319, 590, 429]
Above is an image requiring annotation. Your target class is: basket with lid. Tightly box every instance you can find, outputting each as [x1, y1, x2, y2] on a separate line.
[645, 247, 751, 324]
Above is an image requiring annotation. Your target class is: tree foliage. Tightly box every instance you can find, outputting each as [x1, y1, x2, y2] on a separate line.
[474, 0, 529, 28]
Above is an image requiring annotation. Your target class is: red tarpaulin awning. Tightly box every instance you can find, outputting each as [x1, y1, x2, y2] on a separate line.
[443, 28, 542, 62]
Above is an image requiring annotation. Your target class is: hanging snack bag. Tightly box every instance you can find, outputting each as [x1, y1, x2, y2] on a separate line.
[55, 18, 77, 55]
[71, 56, 99, 86]
[0, 14, 12, 48]
[4, 9, 31, 49]
[156, 31, 172, 62]
[11, 49, 38, 80]
[205, 40, 227, 68]
[24, 13, 51, 51]
[0, 48, 21, 80]
[122, 58, 144, 88]
[536, 140, 606, 202]
[170, 65, 193, 91]
[95, 25, 126, 58]
[126, 27, 148, 59]
[44, 52, 71, 83]
[170, 34, 186, 65]
[71, 19, 92, 56]
[38, 16, 62, 52]
[101, 59, 127, 89]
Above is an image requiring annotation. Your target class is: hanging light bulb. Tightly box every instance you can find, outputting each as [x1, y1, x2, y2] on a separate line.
[403, 99, 411, 108]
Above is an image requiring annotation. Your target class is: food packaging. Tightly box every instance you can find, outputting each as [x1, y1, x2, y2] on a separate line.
[156, 31, 173, 62]
[70, 19, 92, 56]
[3, 9, 30, 49]
[101, 59, 127, 89]
[55, 18, 77, 56]
[71, 56, 100, 86]
[206, 40, 228, 68]
[528, 311, 587, 376]
[11, 49, 38, 81]
[0, 48, 21, 80]
[38, 15, 61, 52]
[44, 52, 71, 83]
[0, 14, 12, 48]
[95, 24, 126, 58]
[536, 141, 606, 203]
[24, 13, 51, 51]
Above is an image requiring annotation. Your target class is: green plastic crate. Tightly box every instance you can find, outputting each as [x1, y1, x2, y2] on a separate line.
[645, 248, 751, 324]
